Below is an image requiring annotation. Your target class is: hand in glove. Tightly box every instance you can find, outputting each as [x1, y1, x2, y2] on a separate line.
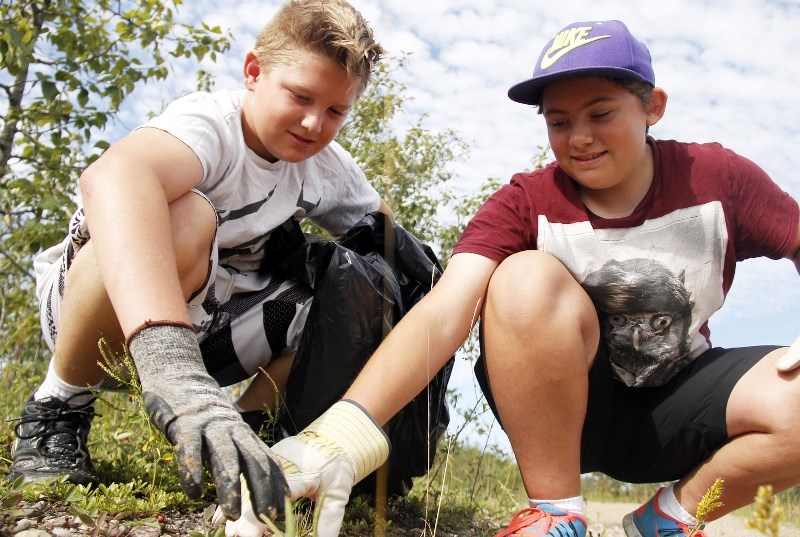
[128, 322, 288, 520]
[775, 334, 800, 372]
[215, 399, 389, 537]
[211, 475, 279, 537]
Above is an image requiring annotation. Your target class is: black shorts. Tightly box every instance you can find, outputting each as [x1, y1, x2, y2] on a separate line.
[474, 334, 778, 483]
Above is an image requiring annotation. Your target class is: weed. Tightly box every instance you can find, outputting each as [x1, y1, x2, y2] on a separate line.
[688, 478, 724, 536]
[258, 496, 299, 537]
[94, 338, 183, 494]
[747, 485, 785, 537]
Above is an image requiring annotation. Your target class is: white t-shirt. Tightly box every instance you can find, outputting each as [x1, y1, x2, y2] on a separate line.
[34, 89, 381, 292]
[143, 89, 381, 273]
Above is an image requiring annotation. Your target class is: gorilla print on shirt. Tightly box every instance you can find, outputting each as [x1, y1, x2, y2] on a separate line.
[582, 258, 694, 387]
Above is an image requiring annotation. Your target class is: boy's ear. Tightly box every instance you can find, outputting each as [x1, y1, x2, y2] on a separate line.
[243, 51, 262, 90]
[646, 87, 668, 127]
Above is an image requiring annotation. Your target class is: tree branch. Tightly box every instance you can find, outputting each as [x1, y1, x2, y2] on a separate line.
[0, 243, 35, 279]
[0, 0, 51, 178]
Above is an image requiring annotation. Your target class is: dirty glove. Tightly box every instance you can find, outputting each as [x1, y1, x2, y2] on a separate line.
[215, 399, 390, 537]
[775, 334, 800, 372]
[211, 475, 276, 537]
[128, 322, 288, 520]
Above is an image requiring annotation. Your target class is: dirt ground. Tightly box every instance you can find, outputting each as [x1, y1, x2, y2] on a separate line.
[3, 499, 798, 536]
[584, 501, 800, 537]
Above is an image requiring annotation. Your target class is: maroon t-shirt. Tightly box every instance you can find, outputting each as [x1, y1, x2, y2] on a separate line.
[455, 138, 799, 387]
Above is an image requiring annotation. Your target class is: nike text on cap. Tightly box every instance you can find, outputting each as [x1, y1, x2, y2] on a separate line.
[508, 20, 655, 105]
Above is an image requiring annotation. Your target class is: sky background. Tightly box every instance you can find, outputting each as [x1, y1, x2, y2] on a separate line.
[121, 0, 800, 454]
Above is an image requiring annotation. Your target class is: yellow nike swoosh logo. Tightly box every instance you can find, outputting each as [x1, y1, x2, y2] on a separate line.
[540, 35, 610, 70]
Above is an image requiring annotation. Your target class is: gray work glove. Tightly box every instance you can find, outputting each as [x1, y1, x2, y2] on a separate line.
[128, 323, 288, 520]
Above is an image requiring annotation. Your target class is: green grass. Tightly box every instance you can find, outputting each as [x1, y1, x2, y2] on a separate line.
[1, 353, 799, 536]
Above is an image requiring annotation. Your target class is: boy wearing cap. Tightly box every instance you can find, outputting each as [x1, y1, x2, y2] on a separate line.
[223, 19, 800, 537]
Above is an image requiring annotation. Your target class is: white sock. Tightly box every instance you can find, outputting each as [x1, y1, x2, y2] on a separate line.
[657, 484, 698, 526]
[529, 495, 584, 515]
[34, 360, 100, 406]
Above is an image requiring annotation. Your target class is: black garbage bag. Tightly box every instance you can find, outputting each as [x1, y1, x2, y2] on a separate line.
[260, 212, 453, 496]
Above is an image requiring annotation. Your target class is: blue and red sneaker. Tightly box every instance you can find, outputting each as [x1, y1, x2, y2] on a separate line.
[494, 503, 587, 536]
[622, 487, 706, 536]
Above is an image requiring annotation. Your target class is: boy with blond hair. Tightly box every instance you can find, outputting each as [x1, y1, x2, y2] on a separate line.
[226, 18, 800, 537]
[9, 0, 390, 524]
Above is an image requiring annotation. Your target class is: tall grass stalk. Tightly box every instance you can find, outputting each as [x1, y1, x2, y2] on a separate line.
[747, 485, 785, 537]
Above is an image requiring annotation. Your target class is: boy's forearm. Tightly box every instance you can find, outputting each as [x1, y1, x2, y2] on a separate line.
[344, 253, 497, 425]
[79, 131, 205, 335]
[82, 163, 189, 334]
[344, 295, 471, 425]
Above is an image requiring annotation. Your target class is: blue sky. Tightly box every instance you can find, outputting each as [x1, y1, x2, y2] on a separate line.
[124, 0, 799, 452]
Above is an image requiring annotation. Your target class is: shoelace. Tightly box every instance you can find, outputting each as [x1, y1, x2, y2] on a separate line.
[653, 529, 705, 537]
[661, 527, 706, 537]
[12, 396, 96, 468]
[498, 507, 560, 536]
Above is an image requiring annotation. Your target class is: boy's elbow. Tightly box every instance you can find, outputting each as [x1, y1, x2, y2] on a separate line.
[78, 163, 102, 202]
[78, 156, 120, 203]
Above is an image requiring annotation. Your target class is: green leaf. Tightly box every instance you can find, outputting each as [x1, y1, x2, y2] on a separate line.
[77, 88, 89, 107]
[8, 27, 22, 47]
[40, 79, 58, 100]
[68, 505, 98, 528]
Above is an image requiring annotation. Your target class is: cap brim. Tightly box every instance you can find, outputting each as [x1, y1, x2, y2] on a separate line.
[508, 67, 653, 105]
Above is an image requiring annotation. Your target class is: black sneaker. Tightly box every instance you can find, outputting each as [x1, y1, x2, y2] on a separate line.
[8, 392, 98, 486]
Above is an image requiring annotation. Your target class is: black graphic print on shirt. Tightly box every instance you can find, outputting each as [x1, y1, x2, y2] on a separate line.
[582, 258, 694, 387]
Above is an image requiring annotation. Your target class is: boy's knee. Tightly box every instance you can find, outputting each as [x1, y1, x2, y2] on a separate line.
[169, 191, 216, 291]
[488, 251, 584, 310]
[728, 351, 800, 443]
[766, 374, 800, 440]
[485, 250, 598, 340]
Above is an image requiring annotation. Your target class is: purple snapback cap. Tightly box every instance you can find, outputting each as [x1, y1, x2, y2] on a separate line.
[508, 20, 655, 105]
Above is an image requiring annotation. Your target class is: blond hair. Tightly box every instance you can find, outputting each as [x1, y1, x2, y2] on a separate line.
[255, 0, 384, 95]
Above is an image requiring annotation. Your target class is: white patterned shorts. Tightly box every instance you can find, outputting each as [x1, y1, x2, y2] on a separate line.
[38, 190, 313, 387]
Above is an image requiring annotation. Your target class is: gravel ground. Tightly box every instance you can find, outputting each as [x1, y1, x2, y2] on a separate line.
[0, 502, 220, 536]
[2, 499, 799, 536]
